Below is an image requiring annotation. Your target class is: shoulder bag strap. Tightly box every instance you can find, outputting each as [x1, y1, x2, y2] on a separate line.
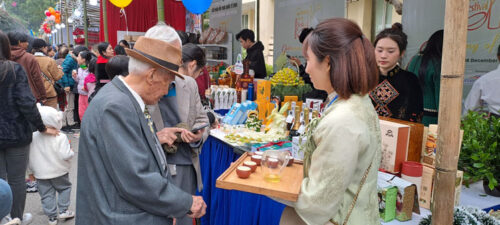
[330, 161, 373, 225]
[40, 71, 55, 85]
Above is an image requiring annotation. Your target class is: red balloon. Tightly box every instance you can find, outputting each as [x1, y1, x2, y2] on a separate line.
[45, 11, 51, 17]
[56, 10, 60, 14]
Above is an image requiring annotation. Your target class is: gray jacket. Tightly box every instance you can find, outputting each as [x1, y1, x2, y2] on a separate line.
[76, 77, 192, 225]
[152, 75, 209, 192]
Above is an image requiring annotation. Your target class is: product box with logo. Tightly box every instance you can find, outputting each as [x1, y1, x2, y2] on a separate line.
[379, 120, 410, 173]
[378, 172, 420, 221]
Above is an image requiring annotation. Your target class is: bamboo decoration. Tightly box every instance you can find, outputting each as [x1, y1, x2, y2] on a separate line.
[83, 0, 88, 47]
[432, 0, 469, 224]
[65, 0, 70, 45]
[157, 0, 165, 23]
[103, 0, 109, 42]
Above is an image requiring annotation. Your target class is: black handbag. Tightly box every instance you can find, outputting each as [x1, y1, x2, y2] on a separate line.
[40, 71, 65, 95]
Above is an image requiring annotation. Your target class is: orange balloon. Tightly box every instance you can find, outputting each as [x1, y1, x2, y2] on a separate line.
[48, 7, 56, 15]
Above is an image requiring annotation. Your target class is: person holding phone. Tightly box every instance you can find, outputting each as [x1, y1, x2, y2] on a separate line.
[150, 29, 209, 225]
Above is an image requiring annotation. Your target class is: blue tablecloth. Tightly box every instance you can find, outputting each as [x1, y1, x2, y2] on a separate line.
[200, 136, 286, 225]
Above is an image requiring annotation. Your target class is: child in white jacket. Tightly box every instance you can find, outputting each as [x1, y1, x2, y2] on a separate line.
[29, 104, 75, 225]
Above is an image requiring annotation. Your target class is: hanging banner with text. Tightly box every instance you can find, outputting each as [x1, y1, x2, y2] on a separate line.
[403, 0, 499, 98]
[273, 0, 345, 71]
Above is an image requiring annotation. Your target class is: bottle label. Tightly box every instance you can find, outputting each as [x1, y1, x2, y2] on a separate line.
[286, 110, 294, 123]
[298, 121, 306, 134]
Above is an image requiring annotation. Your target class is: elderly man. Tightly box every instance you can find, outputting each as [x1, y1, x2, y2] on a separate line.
[76, 24, 206, 225]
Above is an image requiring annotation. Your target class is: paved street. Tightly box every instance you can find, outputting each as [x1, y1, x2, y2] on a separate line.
[24, 131, 79, 225]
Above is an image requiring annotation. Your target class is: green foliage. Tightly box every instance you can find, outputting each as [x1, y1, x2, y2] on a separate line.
[271, 83, 312, 102]
[3, 0, 58, 32]
[265, 64, 273, 78]
[459, 111, 500, 190]
[0, 8, 27, 33]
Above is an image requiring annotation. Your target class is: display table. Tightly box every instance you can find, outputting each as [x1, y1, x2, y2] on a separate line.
[200, 133, 500, 225]
[199, 136, 286, 225]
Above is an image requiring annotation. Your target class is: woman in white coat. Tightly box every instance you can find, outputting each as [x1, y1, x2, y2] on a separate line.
[278, 18, 382, 225]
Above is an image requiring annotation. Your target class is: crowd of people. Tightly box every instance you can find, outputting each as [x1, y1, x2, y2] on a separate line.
[0, 18, 499, 225]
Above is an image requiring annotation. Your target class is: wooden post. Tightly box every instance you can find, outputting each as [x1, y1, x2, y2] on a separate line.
[65, 0, 70, 45]
[431, 0, 469, 224]
[83, 0, 88, 47]
[103, 0, 109, 42]
[157, 0, 165, 23]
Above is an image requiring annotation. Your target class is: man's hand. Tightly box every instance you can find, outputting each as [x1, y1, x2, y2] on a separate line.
[289, 57, 302, 66]
[156, 127, 184, 146]
[187, 196, 206, 219]
[72, 70, 77, 79]
[57, 65, 63, 70]
[43, 127, 60, 136]
[64, 87, 70, 92]
[180, 129, 203, 143]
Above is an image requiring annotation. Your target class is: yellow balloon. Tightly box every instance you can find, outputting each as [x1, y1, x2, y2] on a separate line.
[109, 0, 133, 8]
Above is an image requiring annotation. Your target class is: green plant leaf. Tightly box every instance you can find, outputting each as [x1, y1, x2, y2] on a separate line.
[473, 163, 484, 168]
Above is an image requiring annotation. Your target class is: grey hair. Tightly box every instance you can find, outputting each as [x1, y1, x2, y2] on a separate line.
[128, 57, 153, 75]
[144, 23, 181, 46]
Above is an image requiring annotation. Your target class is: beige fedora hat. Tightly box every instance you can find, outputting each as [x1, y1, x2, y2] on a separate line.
[125, 36, 184, 79]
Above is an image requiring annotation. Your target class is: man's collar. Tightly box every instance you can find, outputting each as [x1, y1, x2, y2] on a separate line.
[34, 52, 45, 57]
[118, 75, 146, 112]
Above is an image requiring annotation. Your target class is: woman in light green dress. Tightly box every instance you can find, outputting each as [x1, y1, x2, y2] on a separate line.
[278, 18, 382, 225]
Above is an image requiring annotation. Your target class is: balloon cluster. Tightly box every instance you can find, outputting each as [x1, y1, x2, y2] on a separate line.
[45, 7, 62, 24]
[41, 7, 62, 34]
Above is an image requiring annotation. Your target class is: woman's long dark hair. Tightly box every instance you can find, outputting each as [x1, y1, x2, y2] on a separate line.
[97, 42, 110, 59]
[418, 30, 443, 85]
[0, 30, 13, 82]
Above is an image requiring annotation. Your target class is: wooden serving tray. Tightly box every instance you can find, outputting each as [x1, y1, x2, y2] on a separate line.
[216, 152, 303, 202]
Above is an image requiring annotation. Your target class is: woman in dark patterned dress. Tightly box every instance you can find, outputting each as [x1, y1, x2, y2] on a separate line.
[370, 27, 423, 123]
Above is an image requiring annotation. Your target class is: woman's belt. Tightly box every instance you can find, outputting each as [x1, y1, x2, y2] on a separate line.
[424, 108, 438, 117]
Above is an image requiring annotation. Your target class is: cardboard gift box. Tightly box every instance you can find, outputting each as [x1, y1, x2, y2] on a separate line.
[291, 136, 307, 160]
[419, 165, 435, 209]
[379, 120, 410, 173]
[421, 124, 464, 168]
[418, 165, 464, 209]
[379, 172, 420, 221]
[379, 117, 425, 162]
[256, 80, 271, 102]
[377, 177, 398, 222]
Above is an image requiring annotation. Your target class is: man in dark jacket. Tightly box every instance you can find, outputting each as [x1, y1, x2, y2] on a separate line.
[289, 28, 328, 101]
[236, 29, 267, 78]
[7, 32, 47, 103]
